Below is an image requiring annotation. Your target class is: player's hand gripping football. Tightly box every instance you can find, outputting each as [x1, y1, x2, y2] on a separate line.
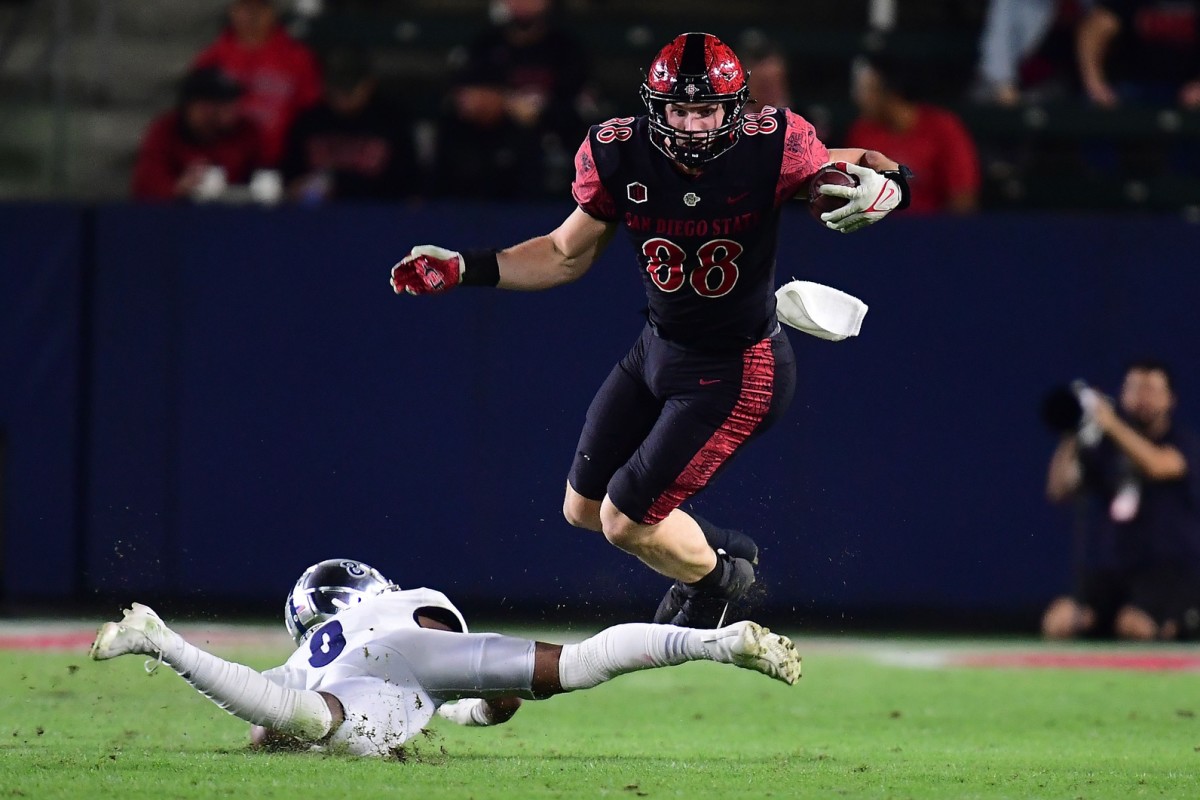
[818, 162, 902, 234]
[390, 245, 465, 295]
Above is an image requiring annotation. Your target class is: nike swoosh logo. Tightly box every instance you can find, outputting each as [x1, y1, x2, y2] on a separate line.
[866, 184, 896, 213]
[726, 191, 750, 204]
[699, 378, 721, 385]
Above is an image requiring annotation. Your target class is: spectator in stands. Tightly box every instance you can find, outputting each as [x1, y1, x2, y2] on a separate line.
[433, 69, 537, 199]
[975, 0, 1093, 106]
[131, 66, 267, 202]
[845, 54, 981, 214]
[1041, 360, 1200, 640]
[1077, 0, 1200, 109]
[738, 34, 793, 113]
[193, 0, 323, 165]
[280, 49, 418, 204]
[438, 0, 596, 197]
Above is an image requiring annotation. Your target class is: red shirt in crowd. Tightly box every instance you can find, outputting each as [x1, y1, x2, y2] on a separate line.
[192, 27, 322, 165]
[846, 105, 981, 214]
[130, 111, 266, 201]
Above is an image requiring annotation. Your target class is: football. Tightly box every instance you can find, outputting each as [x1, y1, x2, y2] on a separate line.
[808, 164, 858, 222]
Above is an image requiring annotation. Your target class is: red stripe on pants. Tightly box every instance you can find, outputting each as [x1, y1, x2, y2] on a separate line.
[644, 339, 776, 524]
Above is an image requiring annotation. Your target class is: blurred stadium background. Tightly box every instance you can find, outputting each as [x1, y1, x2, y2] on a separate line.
[1, 0, 1198, 635]
[2, 0, 1199, 209]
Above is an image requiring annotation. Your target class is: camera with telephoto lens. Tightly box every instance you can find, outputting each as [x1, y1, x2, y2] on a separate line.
[1040, 380, 1102, 446]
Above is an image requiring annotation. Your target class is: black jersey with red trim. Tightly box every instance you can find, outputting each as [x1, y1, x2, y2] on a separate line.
[572, 106, 830, 349]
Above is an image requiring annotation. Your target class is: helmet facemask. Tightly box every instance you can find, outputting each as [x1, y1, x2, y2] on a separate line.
[641, 84, 749, 168]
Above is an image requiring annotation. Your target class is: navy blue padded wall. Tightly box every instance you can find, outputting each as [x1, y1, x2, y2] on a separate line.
[0, 205, 83, 597]
[7, 202, 1197, 620]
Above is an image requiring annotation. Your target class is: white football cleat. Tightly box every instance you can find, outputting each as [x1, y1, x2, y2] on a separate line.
[703, 620, 802, 685]
[89, 602, 168, 661]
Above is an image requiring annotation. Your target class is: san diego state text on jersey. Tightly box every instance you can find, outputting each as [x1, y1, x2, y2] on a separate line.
[572, 107, 829, 349]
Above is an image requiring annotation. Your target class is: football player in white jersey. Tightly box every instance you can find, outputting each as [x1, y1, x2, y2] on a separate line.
[90, 558, 802, 757]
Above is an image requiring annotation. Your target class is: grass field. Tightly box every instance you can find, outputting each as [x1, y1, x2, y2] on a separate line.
[3, 622, 1199, 800]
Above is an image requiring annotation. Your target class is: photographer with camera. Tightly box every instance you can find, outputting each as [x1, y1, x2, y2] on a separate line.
[1040, 359, 1200, 640]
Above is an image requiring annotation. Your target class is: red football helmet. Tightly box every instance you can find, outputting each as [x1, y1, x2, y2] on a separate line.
[640, 32, 750, 168]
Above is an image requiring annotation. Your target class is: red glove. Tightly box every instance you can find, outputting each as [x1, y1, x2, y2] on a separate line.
[390, 245, 464, 295]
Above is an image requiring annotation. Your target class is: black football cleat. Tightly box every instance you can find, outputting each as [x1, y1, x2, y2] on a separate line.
[653, 580, 688, 625]
[653, 552, 757, 628]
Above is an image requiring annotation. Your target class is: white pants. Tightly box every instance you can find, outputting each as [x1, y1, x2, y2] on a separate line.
[317, 629, 537, 756]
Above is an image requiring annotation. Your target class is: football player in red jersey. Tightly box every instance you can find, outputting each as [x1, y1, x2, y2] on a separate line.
[390, 33, 912, 627]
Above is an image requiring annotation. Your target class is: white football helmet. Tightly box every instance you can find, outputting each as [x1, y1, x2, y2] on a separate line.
[284, 558, 397, 644]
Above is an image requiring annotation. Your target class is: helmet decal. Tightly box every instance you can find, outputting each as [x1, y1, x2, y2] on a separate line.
[704, 35, 744, 93]
[646, 36, 686, 93]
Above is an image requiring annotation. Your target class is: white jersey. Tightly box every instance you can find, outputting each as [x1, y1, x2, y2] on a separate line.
[263, 588, 469, 756]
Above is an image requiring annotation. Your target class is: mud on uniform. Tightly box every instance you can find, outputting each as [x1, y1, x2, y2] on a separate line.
[567, 107, 828, 523]
[264, 589, 537, 756]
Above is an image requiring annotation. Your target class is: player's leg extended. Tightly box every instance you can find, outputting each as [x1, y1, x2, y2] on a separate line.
[392, 627, 540, 700]
[396, 620, 799, 699]
[564, 329, 662, 532]
[428, 622, 799, 728]
[548, 621, 801, 691]
[90, 603, 337, 740]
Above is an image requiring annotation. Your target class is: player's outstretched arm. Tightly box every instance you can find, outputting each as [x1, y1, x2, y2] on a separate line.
[390, 208, 616, 295]
[497, 208, 617, 291]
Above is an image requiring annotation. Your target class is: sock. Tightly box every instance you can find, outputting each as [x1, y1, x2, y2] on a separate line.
[150, 624, 333, 740]
[558, 623, 720, 691]
[691, 513, 758, 564]
[686, 554, 730, 594]
[692, 514, 736, 553]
